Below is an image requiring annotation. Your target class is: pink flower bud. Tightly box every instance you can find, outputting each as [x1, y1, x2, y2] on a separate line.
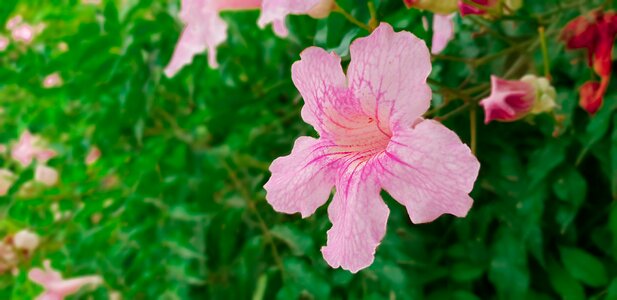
[13, 230, 39, 252]
[43, 73, 63, 89]
[479, 75, 535, 124]
[85, 147, 101, 165]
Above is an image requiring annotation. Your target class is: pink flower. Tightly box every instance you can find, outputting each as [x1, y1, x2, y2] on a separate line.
[82, 0, 101, 5]
[164, 0, 262, 77]
[29, 261, 103, 300]
[258, 0, 333, 37]
[431, 14, 455, 54]
[11, 131, 57, 167]
[0, 169, 14, 196]
[35, 165, 59, 187]
[6, 16, 23, 30]
[85, 147, 101, 165]
[479, 75, 535, 124]
[11, 23, 34, 43]
[264, 23, 480, 272]
[0, 36, 9, 52]
[43, 73, 63, 89]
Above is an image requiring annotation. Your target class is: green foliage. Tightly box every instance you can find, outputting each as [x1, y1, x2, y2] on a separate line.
[0, 0, 617, 299]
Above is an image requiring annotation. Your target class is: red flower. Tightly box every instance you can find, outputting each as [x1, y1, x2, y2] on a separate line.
[562, 10, 617, 114]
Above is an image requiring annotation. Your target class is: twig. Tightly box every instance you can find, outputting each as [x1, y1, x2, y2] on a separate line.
[470, 106, 478, 154]
[333, 3, 372, 32]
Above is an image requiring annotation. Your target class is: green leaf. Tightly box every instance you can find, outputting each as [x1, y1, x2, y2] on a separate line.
[607, 279, 617, 300]
[270, 224, 314, 257]
[559, 247, 608, 287]
[488, 230, 529, 298]
[546, 258, 585, 300]
[552, 167, 587, 232]
[276, 257, 331, 300]
[528, 139, 567, 187]
[611, 114, 617, 199]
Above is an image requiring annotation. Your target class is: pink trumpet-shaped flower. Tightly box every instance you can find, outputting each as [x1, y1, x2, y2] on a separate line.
[479, 76, 535, 124]
[264, 23, 480, 273]
[164, 0, 262, 76]
[11, 131, 57, 167]
[29, 261, 103, 300]
[431, 14, 455, 54]
[258, 0, 333, 37]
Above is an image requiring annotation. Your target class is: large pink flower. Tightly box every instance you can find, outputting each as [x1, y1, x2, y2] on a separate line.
[164, 0, 262, 76]
[264, 23, 480, 272]
[258, 0, 333, 37]
[29, 261, 103, 300]
[11, 131, 57, 167]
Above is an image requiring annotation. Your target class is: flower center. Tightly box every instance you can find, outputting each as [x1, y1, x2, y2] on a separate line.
[328, 111, 391, 164]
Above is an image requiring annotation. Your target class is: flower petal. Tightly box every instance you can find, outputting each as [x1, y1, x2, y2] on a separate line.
[164, 11, 227, 76]
[47, 276, 103, 296]
[379, 119, 479, 223]
[580, 79, 608, 115]
[28, 268, 62, 287]
[347, 23, 432, 129]
[321, 167, 389, 273]
[291, 47, 348, 137]
[264, 137, 336, 218]
[431, 14, 455, 54]
[258, 0, 323, 37]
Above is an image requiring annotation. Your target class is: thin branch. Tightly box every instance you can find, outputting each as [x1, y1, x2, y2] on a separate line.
[333, 3, 372, 32]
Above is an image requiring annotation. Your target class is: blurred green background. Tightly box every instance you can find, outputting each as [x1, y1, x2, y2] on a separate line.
[1, 0, 617, 299]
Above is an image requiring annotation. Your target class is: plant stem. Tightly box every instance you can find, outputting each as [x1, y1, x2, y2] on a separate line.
[538, 26, 551, 80]
[434, 102, 470, 121]
[470, 106, 478, 155]
[333, 3, 372, 32]
[367, 1, 378, 30]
